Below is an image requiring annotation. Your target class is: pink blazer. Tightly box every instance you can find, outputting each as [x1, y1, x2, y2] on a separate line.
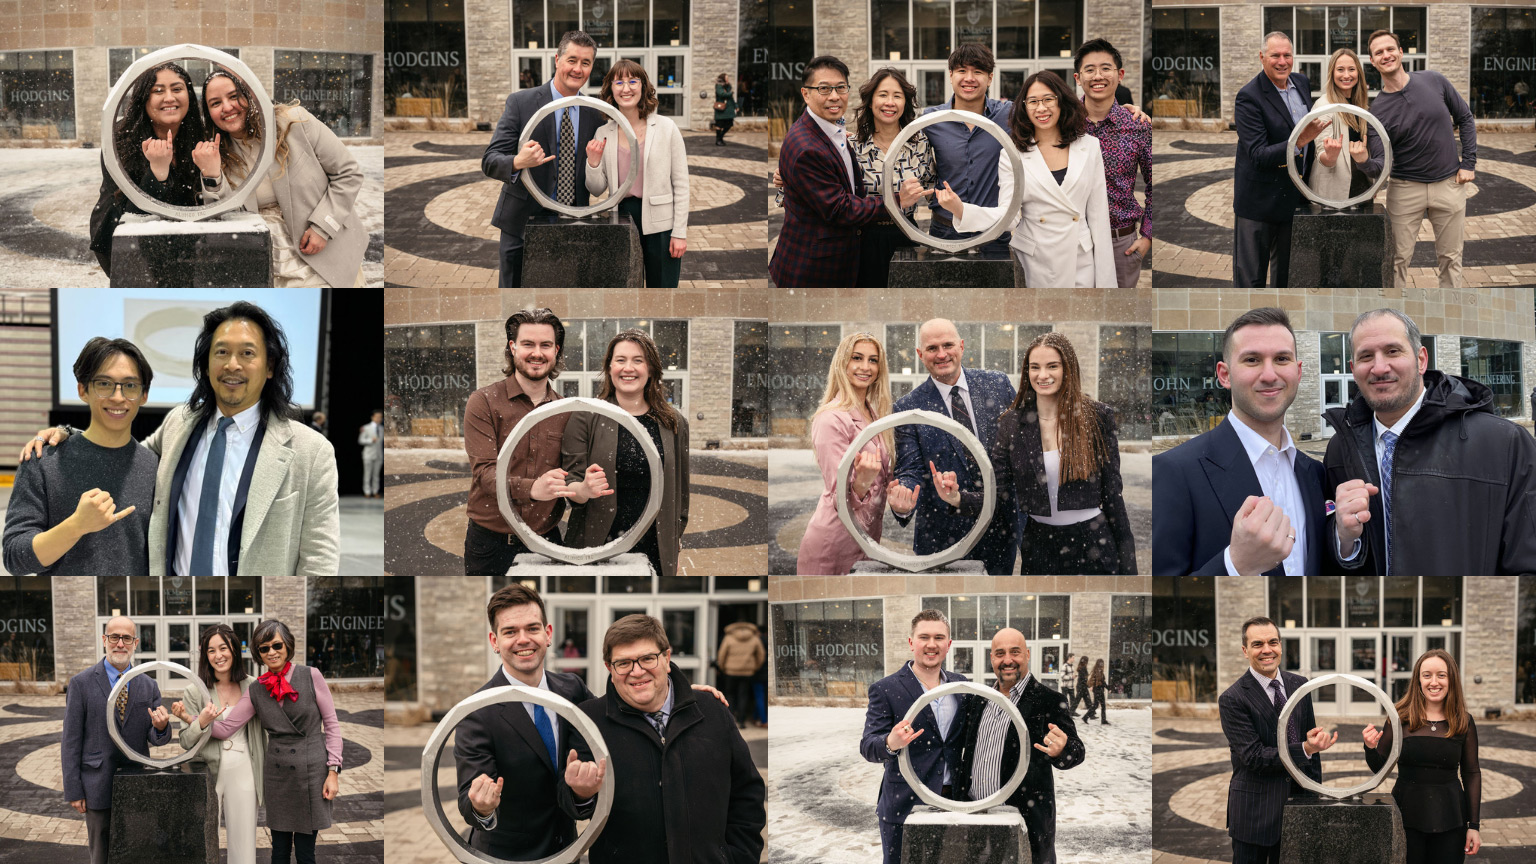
[796, 408, 893, 576]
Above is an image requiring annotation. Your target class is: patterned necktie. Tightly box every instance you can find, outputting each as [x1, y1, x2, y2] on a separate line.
[645, 710, 668, 737]
[556, 109, 576, 206]
[191, 417, 235, 576]
[949, 387, 979, 474]
[1270, 678, 1299, 745]
[115, 676, 129, 725]
[532, 704, 557, 768]
[1380, 430, 1398, 576]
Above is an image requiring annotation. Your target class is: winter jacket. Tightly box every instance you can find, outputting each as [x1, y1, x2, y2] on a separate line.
[716, 622, 765, 677]
[1322, 370, 1536, 575]
[1061, 661, 1077, 691]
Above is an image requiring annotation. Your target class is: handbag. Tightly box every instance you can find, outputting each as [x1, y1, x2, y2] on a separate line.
[714, 100, 727, 111]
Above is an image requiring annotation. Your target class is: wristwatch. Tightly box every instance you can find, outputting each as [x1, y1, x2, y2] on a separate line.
[328, 765, 341, 774]
[202, 176, 220, 188]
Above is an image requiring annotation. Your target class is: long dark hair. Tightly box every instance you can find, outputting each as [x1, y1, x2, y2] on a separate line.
[1397, 649, 1468, 737]
[112, 62, 208, 203]
[855, 68, 916, 144]
[1010, 332, 1109, 483]
[196, 624, 248, 688]
[188, 302, 297, 423]
[1009, 70, 1085, 152]
[201, 68, 302, 181]
[597, 329, 680, 431]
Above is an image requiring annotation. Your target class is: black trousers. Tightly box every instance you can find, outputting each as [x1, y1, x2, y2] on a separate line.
[1232, 215, 1293, 287]
[463, 520, 563, 576]
[1065, 683, 1086, 714]
[271, 830, 318, 864]
[715, 118, 733, 143]
[617, 196, 682, 287]
[1090, 685, 1107, 721]
[1231, 837, 1281, 864]
[856, 221, 915, 287]
[721, 673, 756, 724]
[1405, 826, 1466, 864]
[1021, 513, 1120, 575]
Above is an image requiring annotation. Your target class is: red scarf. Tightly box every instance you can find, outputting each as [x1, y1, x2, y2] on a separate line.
[259, 662, 299, 703]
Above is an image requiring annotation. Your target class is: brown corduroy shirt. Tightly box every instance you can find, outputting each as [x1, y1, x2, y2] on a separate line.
[463, 376, 570, 535]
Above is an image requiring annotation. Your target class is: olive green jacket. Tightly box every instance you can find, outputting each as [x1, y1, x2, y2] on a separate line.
[177, 677, 266, 807]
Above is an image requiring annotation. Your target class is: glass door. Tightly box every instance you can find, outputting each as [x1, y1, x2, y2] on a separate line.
[654, 53, 687, 126]
[594, 598, 708, 695]
[548, 601, 596, 688]
[947, 640, 990, 687]
[1385, 631, 1417, 703]
[1308, 633, 1340, 714]
[1033, 639, 1067, 692]
[1347, 633, 1381, 712]
[1321, 374, 1352, 436]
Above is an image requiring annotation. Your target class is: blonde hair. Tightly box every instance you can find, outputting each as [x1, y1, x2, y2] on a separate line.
[814, 332, 895, 455]
[1325, 48, 1368, 137]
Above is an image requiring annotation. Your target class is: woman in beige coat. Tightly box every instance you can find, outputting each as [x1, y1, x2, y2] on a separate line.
[716, 621, 765, 727]
[200, 69, 367, 287]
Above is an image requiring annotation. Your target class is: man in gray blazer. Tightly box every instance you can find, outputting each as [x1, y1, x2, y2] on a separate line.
[62, 616, 173, 864]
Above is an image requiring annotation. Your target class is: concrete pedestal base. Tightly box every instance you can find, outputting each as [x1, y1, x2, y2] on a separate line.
[888, 247, 1018, 288]
[1289, 204, 1392, 288]
[523, 216, 644, 288]
[508, 551, 656, 580]
[850, 559, 988, 575]
[110, 212, 271, 287]
[1279, 795, 1405, 864]
[902, 805, 1030, 864]
[107, 764, 217, 864]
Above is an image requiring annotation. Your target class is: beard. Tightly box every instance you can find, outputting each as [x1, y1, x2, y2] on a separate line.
[1231, 382, 1295, 426]
[514, 354, 553, 382]
[1361, 368, 1423, 416]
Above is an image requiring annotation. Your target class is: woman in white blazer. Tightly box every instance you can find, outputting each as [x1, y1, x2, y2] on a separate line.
[936, 70, 1115, 289]
[585, 60, 690, 287]
[200, 70, 368, 288]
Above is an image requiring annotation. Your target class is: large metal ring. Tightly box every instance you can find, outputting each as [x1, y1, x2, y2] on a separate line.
[1276, 672, 1402, 799]
[897, 680, 1030, 813]
[495, 396, 663, 565]
[834, 409, 995, 572]
[101, 44, 275, 222]
[881, 109, 1024, 253]
[420, 685, 615, 864]
[105, 660, 212, 769]
[517, 95, 641, 218]
[1286, 103, 1393, 210]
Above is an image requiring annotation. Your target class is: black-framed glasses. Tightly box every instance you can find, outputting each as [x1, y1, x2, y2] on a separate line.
[104, 634, 137, 645]
[610, 652, 663, 674]
[803, 83, 850, 96]
[90, 378, 143, 399]
[257, 641, 286, 655]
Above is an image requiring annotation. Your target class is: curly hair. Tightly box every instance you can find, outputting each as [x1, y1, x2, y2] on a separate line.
[599, 60, 658, 118]
[500, 308, 566, 379]
[112, 62, 208, 204]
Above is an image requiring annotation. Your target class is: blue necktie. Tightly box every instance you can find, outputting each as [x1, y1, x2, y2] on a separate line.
[533, 704, 557, 768]
[190, 417, 235, 575]
[1380, 431, 1398, 575]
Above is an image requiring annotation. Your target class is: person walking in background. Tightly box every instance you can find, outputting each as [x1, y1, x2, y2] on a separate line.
[1084, 658, 1110, 724]
[1061, 652, 1078, 711]
[716, 621, 765, 729]
[1069, 655, 1091, 716]
[714, 73, 737, 146]
[359, 410, 384, 498]
[309, 412, 327, 437]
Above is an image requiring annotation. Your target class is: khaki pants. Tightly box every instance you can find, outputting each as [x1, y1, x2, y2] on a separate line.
[1386, 175, 1466, 291]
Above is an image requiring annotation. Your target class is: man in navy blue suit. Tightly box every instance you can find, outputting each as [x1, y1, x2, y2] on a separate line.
[860, 609, 971, 864]
[1219, 616, 1334, 864]
[1152, 307, 1358, 578]
[1232, 32, 1333, 287]
[62, 616, 173, 864]
[889, 318, 1018, 574]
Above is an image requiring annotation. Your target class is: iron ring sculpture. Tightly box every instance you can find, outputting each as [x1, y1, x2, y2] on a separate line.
[106, 660, 212, 769]
[517, 95, 641, 218]
[1276, 672, 1402, 799]
[420, 685, 615, 864]
[881, 109, 1025, 253]
[1286, 103, 1394, 210]
[897, 680, 1030, 813]
[834, 408, 996, 572]
[495, 396, 663, 565]
[101, 44, 275, 222]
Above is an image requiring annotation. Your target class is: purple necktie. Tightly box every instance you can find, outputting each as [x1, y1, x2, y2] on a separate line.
[1271, 678, 1299, 745]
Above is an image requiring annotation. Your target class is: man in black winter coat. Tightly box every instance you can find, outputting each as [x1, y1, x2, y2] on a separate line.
[566, 614, 766, 864]
[1324, 307, 1536, 575]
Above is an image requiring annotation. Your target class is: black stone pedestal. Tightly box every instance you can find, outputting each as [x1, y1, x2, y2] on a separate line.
[888, 247, 1018, 288]
[523, 215, 644, 287]
[1289, 204, 1392, 288]
[901, 805, 1030, 864]
[110, 213, 271, 288]
[1279, 795, 1405, 864]
[107, 763, 218, 864]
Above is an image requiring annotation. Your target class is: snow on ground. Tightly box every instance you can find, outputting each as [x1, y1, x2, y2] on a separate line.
[767, 704, 1151, 863]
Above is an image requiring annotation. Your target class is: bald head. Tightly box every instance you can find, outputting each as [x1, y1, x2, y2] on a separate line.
[102, 616, 138, 670]
[917, 318, 965, 385]
[989, 627, 1028, 692]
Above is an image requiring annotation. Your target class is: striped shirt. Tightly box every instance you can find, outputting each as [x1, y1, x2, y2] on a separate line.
[968, 674, 1030, 801]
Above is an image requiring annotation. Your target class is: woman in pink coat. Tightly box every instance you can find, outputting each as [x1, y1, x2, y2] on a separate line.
[796, 332, 905, 575]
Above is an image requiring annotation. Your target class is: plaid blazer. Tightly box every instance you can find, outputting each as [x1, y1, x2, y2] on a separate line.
[769, 110, 884, 287]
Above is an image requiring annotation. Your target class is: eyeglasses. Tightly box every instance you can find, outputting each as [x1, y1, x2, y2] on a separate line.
[615, 78, 641, 88]
[257, 641, 286, 655]
[90, 378, 143, 399]
[804, 83, 850, 96]
[104, 634, 137, 645]
[610, 652, 663, 674]
[1024, 96, 1059, 109]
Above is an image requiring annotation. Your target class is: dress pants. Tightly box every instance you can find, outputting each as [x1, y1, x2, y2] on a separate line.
[1111, 229, 1144, 292]
[1386, 175, 1466, 291]
[362, 451, 382, 497]
[1231, 837, 1281, 864]
[85, 808, 111, 864]
[463, 520, 564, 576]
[617, 196, 682, 287]
[1233, 216, 1293, 287]
[1404, 826, 1466, 864]
[270, 830, 317, 864]
[879, 817, 904, 864]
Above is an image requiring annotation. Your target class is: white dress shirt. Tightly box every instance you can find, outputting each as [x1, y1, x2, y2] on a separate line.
[1372, 388, 1427, 575]
[1223, 410, 1307, 577]
[476, 666, 562, 830]
[912, 661, 958, 785]
[174, 403, 262, 578]
[808, 109, 856, 192]
[931, 370, 976, 431]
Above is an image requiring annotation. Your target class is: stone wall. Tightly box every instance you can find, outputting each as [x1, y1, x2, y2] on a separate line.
[1463, 576, 1517, 714]
[883, 594, 922, 676]
[1072, 593, 1112, 674]
[1085, 0, 1145, 106]
[465, 0, 515, 126]
[689, 317, 736, 444]
[1426, 5, 1470, 101]
[50, 577, 98, 694]
[415, 576, 493, 716]
[1215, 574, 1267, 691]
[814, 0, 871, 95]
[1155, 289, 1535, 344]
[692, 0, 739, 132]
[1288, 330, 1323, 440]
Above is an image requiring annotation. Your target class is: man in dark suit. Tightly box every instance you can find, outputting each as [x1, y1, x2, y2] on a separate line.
[1232, 32, 1332, 287]
[769, 55, 922, 287]
[1153, 307, 1347, 578]
[482, 31, 603, 288]
[956, 628, 1084, 864]
[62, 616, 173, 864]
[860, 609, 972, 864]
[1219, 616, 1335, 864]
[890, 318, 1018, 574]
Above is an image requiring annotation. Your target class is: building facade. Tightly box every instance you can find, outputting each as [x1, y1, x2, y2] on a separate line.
[1153, 287, 1536, 441]
[1, 2, 384, 147]
[1147, 1, 1535, 129]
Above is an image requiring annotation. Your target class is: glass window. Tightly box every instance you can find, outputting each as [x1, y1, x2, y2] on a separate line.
[1393, 6, 1425, 56]
[980, 595, 1008, 637]
[228, 575, 260, 616]
[1421, 576, 1461, 626]
[648, 320, 689, 369]
[732, 321, 771, 438]
[306, 576, 385, 679]
[1461, 337, 1523, 418]
[996, 0, 1035, 59]
[956, 0, 995, 48]
[1151, 331, 1228, 436]
[164, 575, 193, 616]
[1345, 575, 1379, 627]
[772, 601, 885, 698]
[131, 572, 160, 616]
[584, 0, 617, 47]
[766, 324, 841, 439]
[0, 576, 54, 682]
[386, 0, 468, 117]
[1294, 7, 1327, 56]
[195, 577, 222, 616]
[951, 595, 979, 640]
[1152, 573, 1216, 702]
[1307, 575, 1341, 628]
[108, 47, 243, 88]
[1264, 8, 1292, 42]
[384, 324, 477, 438]
[549, 0, 582, 47]
[652, 0, 689, 46]
[384, 576, 416, 702]
[273, 51, 373, 138]
[873, 0, 912, 60]
[915, 0, 953, 61]
[1360, 7, 1391, 49]
[1319, 332, 1348, 374]
[1038, 594, 1068, 638]
[887, 324, 919, 376]
[1037, 0, 1081, 61]
[1008, 594, 1036, 637]
[1100, 325, 1151, 441]
[1269, 575, 1304, 628]
[100, 574, 127, 617]
[739, 0, 813, 119]
[514, 0, 548, 48]
[1147, 9, 1221, 120]
[1110, 595, 1151, 699]
[1383, 576, 1416, 626]
[1328, 7, 1359, 55]
[0, 50, 76, 141]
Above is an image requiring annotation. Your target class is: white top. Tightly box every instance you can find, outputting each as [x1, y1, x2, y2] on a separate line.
[1030, 450, 1103, 525]
[174, 402, 263, 578]
[1222, 410, 1306, 577]
[808, 110, 856, 192]
[913, 662, 959, 785]
[931, 370, 976, 431]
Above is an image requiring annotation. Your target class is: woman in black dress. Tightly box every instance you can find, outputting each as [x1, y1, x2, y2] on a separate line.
[1363, 648, 1482, 863]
